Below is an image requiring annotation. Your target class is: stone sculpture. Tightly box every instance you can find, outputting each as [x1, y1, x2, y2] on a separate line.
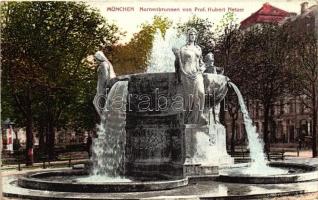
[204, 52, 224, 75]
[203, 52, 226, 124]
[93, 50, 116, 117]
[173, 28, 207, 125]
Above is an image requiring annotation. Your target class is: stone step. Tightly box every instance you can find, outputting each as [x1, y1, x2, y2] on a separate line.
[234, 158, 251, 163]
[183, 164, 218, 176]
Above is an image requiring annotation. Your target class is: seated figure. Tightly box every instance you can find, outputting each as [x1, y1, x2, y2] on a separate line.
[203, 52, 227, 124]
[204, 52, 224, 75]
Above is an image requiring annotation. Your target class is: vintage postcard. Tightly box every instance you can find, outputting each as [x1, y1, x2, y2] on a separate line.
[1, 0, 318, 199]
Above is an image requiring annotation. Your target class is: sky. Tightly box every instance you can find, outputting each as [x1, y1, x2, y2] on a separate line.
[87, 0, 316, 43]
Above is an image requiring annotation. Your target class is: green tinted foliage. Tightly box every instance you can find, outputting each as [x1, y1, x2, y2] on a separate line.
[177, 15, 215, 55]
[111, 15, 172, 74]
[1, 2, 123, 130]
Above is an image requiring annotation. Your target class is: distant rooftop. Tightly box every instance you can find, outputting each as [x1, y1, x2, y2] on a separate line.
[240, 2, 293, 29]
[280, 3, 318, 25]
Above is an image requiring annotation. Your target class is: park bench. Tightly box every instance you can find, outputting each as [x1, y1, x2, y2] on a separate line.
[229, 149, 251, 163]
[230, 151, 250, 158]
[38, 153, 52, 169]
[57, 151, 89, 167]
[267, 150, 285, 161]
[1, 150, 25, 170]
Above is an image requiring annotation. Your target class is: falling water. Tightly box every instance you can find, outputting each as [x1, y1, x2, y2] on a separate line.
[229, 82, 287, 175]
[147, 28, 186, 73]
[79, 81, 130, 182]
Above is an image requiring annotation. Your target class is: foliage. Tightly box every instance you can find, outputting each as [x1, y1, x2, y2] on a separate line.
[240, 24, 293, 101]
[237, 24, 295, 151]
[177, 15, 215, 55]
[111, 16, 173, 74]
[213, 12, 243, 151]
[284, 19, 318, 157]
[1, 1, 123, 161]
[214, 13, 243, 84]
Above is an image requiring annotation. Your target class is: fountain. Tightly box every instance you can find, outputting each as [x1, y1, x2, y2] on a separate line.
[78, 81, 130, 182]
[4, 29, 318, 199]
[218, 82, 294, 184]
[147, 28, 186, 73]
[222, 82, 287, 176]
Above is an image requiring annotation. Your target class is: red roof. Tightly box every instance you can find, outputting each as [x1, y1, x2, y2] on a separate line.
[240, 3, 292, 29]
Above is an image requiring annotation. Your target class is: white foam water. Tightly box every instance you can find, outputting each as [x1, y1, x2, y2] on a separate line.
[147, 28, 186, 73]
[77, 175, 131, 183]
[79, 81, 129, 182]
[229, 82, 287, 175]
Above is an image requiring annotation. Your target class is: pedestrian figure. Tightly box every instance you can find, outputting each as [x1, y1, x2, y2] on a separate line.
[86, 133, 93, 158]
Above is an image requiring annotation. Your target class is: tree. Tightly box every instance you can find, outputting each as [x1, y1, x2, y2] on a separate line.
[111, 16, 172, 74]
[177, 15, 215, 55]
[214, 12, 243, 144]
[239, 24, 295, 153]
[214, 13, 242, 76]
[226, 92, 240, 154]
[286, 25, 318, 157]
[1, 1, 123, 163]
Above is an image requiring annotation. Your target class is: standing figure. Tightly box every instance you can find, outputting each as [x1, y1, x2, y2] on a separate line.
[86, 133, 93, 158]
[93, 51, 116, 117]
[173, 28, 207, 124]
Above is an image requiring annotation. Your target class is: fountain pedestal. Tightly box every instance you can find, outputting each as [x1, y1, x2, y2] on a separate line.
[182, 124, 234, 176]
[106, 73, 234, 178]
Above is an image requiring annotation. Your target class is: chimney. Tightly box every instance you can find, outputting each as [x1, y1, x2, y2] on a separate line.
[301, 2, 309, 14]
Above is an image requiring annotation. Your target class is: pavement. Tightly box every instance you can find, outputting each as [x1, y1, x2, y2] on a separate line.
[284, 150, 315, 158]
[3, 173, 318, 199]
[1, 159, 88, 176]
[265, 193, 318, 200]
[2, 151, 318, 200]
[1, 150, 315, 175]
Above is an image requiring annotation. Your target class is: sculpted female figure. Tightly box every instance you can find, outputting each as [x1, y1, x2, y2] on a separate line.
[173, 28, 207, 124]
[93, 50, 116, 117]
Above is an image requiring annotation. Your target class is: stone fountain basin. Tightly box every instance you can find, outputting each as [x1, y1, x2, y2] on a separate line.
[203, 73, 229, 106]
[18, 169, 188, 192]
[218, 162, 318, 184]
[110, 72, 230, 113]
